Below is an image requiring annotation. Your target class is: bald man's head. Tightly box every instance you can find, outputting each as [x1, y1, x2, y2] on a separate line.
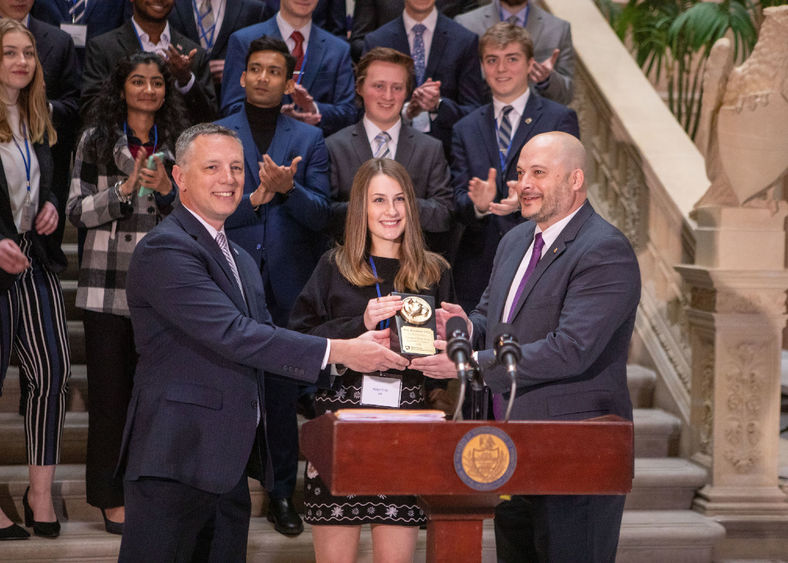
[514, 132, 586, 229]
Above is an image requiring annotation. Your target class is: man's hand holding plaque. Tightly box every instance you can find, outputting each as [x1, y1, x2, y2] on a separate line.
[390, 292, 437, 357]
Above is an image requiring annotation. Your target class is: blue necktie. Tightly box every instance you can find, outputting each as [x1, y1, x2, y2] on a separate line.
[498, 105, 514, 157]
[412, 23, 426, 85]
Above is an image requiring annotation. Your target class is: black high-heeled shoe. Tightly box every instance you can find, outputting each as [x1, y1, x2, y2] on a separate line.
[100, 508, 123, 535]
[0, 522, 29, 540]
[22, 487, 60, 538]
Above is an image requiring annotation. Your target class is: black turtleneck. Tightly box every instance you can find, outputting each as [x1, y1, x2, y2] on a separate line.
[245, 101, 282, 156]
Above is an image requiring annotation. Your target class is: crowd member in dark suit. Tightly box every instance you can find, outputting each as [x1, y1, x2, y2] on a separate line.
[67, 52, 187, 535]
[327, 47, 452, 254]
[81, 0, 217, 124]
[413, 131, 640, 562]
[263, 0, 346, 37]
[362, 0, 484, 158]
[456, 0, 575, 105]
[0, 1, 80, 252]
[215, 36, 329, 537]
[451, 23, 578, 312]
[30, 0, 127, 65]
[221, 0, 355, 136]
[118, 122, 408, 561]
[0, 19, 69, 540]
[290, 158, 454, 561]
[349, 0, 479, 61]
[167, 0, 272, 88]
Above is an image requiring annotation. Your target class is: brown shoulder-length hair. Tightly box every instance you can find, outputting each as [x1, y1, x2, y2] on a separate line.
[335, 158, 448, 292]
[0, 19, 55, 145]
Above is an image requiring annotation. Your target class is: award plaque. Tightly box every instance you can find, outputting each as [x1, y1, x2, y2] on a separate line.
[390, 292, 436, 357]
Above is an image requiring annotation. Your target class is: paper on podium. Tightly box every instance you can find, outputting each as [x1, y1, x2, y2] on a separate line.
[334, 409, 446, 422]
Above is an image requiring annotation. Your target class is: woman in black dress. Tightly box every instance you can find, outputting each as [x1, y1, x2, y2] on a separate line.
[289, 158, 454, 562]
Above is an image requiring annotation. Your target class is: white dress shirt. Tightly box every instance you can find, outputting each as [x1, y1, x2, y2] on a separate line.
[1, 105, 41, 233]
[402, 7, 438, 64]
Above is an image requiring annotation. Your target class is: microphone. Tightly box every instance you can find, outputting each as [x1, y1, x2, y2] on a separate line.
[493, 323, 521, 379]
[493, 324, 521, 422]
[446, 316, 472, 383]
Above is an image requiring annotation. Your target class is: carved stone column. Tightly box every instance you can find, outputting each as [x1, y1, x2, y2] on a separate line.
[676, 204, 788, 556]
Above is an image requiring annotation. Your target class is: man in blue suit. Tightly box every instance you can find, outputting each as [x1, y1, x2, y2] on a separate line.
[215, 36, 329, 536]
[167, 0, 272, 87]
[120, 123, 407, 561]
[221, 0, 356, 136]
[413, 131, 639, 562]
[451, 22, 578, 312]
[362, 0, 485, 157]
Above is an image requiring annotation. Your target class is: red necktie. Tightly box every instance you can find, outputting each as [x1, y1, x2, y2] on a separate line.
[291, 31, 305, 72]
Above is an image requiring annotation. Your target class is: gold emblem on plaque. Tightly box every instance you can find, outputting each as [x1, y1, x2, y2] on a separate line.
[400, 296, 432, 325]
[461, 433, 510, 484]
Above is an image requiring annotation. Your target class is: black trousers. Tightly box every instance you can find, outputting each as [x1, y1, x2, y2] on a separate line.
[494, 494, 626, 563]
[263, 375, 299, 499]
[120, 474, 251, 563]
[83, 310, 136, 508]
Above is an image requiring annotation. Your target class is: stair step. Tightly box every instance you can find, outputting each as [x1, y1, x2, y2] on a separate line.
[0, 365, 87, 414]
[633, 408, 681, 457]
[616, 510, 725, 563]
[625, 458, 707, 510]
[67, 321, 85, 365]
[60, 280, 83, 323]
[627, 364, 656, 408]
[0, 509, 725, 562]
[0, 412, 87, 465]
[61, 243, 79, 280]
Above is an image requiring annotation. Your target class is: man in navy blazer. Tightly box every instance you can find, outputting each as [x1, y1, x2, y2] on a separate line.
[119, 123, 407, 561]
[414, 132, 639, 562]
[216, 36, 329, 536]
[452, 23, 578, 312]
[362, 0, 485, 157]
[167, 0, 272, 87]
[221, 0, 356, 136]
[31, 0, 127, 46]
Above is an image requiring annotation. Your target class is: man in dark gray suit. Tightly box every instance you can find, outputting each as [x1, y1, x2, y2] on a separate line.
[326, 47, 453, 255]
[456, 0, 574, 104]
[119, 124, 408, 561]
[413, 132, 639, 562]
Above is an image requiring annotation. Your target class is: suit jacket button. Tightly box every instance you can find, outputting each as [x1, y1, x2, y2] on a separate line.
[147, 207, 156, 214]
[124, 234, 132, 242]
[251, 400, 258, 409]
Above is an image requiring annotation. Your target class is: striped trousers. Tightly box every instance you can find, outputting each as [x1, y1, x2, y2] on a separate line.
[0, 233, 71, 465]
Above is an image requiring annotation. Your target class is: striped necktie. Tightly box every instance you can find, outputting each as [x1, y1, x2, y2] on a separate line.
[498, 105, 514, 157]
[198, 0, 216, 50]
[374, 131, 392, 159]
[69, 0, 86, 23]
[215, 232, 244, 296]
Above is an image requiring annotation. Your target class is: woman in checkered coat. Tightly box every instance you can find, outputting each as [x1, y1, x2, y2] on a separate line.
[66, 52, 188, 534]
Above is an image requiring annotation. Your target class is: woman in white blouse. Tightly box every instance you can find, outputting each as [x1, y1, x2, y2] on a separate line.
[0, 18, 69, 540]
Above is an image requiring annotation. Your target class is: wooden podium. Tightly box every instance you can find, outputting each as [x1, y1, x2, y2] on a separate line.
[301, 413, 633, 562]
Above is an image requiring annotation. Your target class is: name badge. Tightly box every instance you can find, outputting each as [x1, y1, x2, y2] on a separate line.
[19, 200, 36, 233]
[360, 373, 402, 408]
[61, 23, 87, 47]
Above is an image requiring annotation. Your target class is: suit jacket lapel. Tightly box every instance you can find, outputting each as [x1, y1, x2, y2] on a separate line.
[120, 20, 142, 52]
[213, 0, 241, 54]
[394, 124, 416, 168]
[300, 24, 326, 93]
[350, 121, 373, 164]
[173, 205, 249, 313]
[83, 0, 97, 20]
[525, 6, 546, 47]
[503, 93, 544, 177]
[27, 19, 54, 62]
[477, 105, 506, 197]
[507, 202, 595, 321]
[492, 223, 535, 322]
[424, 16, 448, 80]
[392, 17, 411, 55]
[267, 115, 292, 166]
[225, 109, 260, 195]
[173, 0, 200, 44]
[0, 159, 12, 231]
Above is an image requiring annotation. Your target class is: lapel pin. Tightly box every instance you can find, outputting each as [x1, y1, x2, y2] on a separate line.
[525, 117, 533, 124]
[553, 248, 557, 254]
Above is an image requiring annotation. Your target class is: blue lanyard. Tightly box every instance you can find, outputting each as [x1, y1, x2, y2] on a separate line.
[123, 122, 159, 152]
[368, 257, 389, 330]
[12, 122, 31, 192]
[191, 0, 217, 50]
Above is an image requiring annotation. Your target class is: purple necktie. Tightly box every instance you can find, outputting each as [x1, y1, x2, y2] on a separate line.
[506, 232, 544, 323]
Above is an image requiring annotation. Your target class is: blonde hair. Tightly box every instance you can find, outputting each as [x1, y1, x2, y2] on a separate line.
[0, 19, 56, 145]
[334, 158, 448, 292]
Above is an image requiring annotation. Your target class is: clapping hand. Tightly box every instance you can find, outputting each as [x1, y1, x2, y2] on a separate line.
[529, 49, 559, 84]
